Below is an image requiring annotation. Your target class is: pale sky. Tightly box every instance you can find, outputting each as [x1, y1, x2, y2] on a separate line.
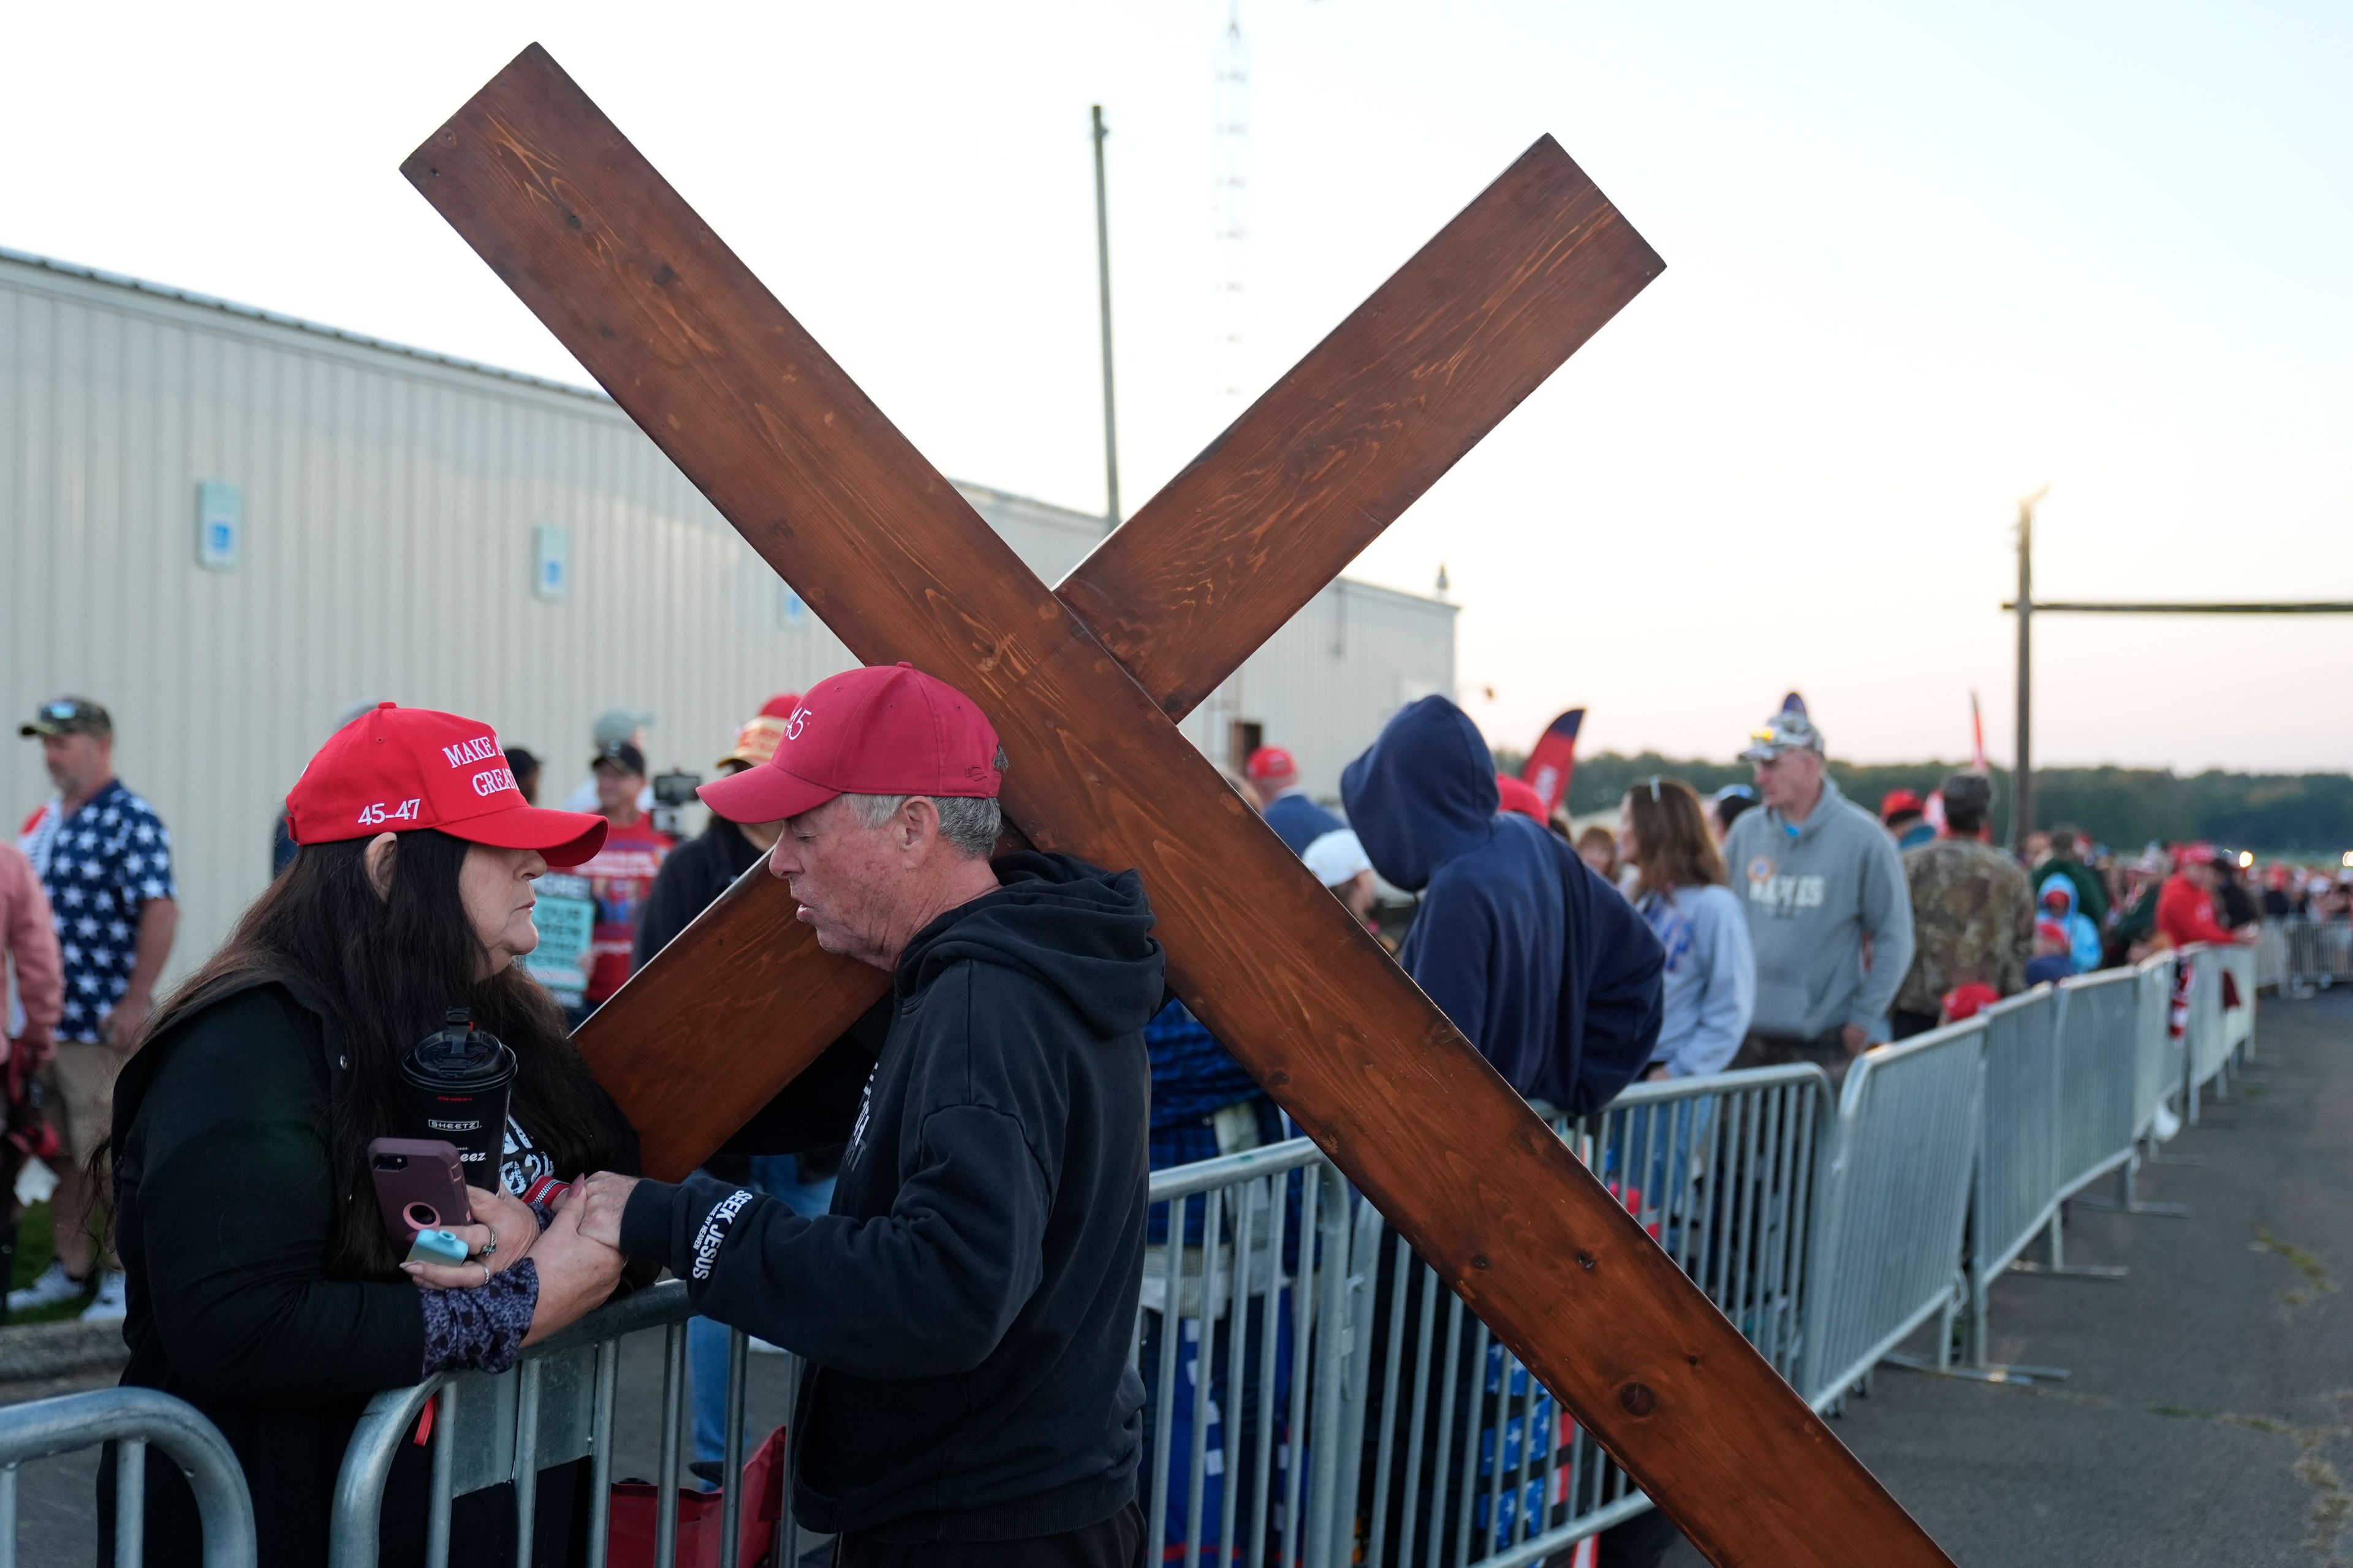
[7, 2, 2348, 771]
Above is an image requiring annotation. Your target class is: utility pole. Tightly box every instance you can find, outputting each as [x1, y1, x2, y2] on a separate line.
[1090, 104, 1121, 532]
[2000, 493, 2352, 851]
[2012, 487, 2044, 852]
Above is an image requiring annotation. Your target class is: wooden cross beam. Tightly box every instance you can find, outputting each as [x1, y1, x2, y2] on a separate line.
[404, 47, 1950, 1568]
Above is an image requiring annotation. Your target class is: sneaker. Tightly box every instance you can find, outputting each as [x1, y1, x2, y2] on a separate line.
[7, 1259, 88, 1312]
[80, 1270, 129, 1322]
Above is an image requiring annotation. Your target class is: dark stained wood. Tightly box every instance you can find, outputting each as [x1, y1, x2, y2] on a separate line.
[404, 46, 1952, 1568]
[1061, 137, 1661, 720]
[577, 130, 1659, 1183]
[580, 862, 881, 1182]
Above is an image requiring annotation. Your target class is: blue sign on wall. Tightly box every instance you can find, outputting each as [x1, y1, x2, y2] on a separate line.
[534, 526, 571, 602]
[195, 480, 241, 570]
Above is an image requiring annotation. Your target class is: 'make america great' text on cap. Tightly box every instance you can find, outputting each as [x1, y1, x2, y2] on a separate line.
[287, 703, 608, 865]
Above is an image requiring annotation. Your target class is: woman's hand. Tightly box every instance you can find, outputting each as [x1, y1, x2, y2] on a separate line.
[521, 1188, 627, 1346]
[402, 1183, 540, 1290]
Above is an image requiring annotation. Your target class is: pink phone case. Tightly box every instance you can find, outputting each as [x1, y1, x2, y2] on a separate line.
[368, 1138, 473, 1242]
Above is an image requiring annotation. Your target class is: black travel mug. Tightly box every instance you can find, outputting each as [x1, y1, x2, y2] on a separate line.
[398, 1009, 517, 1184]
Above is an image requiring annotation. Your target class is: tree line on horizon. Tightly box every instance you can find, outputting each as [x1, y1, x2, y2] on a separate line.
[1486, 749, 2353, 858]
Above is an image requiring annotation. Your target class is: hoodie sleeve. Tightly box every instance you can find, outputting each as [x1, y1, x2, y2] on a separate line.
[1669, 888, 1752, 1078]
[1849, 826, 1915, 1031]
[1562, 862, 1665, 1112]
[620, 972, 1055, 1381]
[1, 849, 61, 1036]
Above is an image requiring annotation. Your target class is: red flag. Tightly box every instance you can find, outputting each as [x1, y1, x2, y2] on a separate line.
[1521, 708, 1585, 819]
[1970, 691, 1988, 775]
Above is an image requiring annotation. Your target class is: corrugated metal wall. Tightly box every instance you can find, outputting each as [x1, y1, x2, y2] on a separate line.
[2, 251, 1452, 983]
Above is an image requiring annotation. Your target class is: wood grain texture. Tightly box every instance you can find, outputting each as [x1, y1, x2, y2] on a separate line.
[579, 860, 884, 1181]
[404, 45, 1952, 1568]
[1060, 137, 1661, 721]
[574, 118, 1659, 1183]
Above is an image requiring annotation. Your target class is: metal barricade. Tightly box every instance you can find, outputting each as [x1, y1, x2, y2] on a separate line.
[2129, 952, 2182, 1148]
[328, 1279, 797, 1568]
[0, 1387, 257, 1568]
[2281, 917, 2352, 994]
[1802, 1018, 1986, 1403]
[1333, 1065, 1828, 1567]
[1135, 1138, 1353, 1568]
[2050, 969, 2141, 1205]
[2256, 920, 2290, 993]
[2181, 945, 2230, 1121]
[2218, 944, 2257, 1064]
[1961, 989, 2061, 1365]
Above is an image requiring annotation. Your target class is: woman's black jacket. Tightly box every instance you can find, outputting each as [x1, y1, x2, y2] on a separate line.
[105, 977, 638, 1567]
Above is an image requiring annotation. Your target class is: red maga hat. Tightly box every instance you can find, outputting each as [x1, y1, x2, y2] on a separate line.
[1245, 746, 1297, 783]
[699, 664, 1001, 825]
[1494, 775, 1549, 822]
[1879, 788, 1925, 822]
[287, 703, 607, 865]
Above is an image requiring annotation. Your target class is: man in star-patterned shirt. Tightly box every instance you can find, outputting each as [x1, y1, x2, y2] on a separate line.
[13, 697, 178, 1320]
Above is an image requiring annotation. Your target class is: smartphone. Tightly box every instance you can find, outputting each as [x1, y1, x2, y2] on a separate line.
[368, 1137, 473, 1243]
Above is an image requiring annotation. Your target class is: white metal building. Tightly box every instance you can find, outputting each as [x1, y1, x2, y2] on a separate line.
[2, 248, 1453, 982]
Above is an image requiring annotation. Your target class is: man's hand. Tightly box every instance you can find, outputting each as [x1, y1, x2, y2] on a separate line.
[17, 1026, 54, 1066]
[575, 1171, 642, 1251]
[102, 994, 151, 1051]
[1840, 1023, 1870, 1058]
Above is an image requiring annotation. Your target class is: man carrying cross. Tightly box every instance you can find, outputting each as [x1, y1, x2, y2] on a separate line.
[577, 663, 1164, 1567]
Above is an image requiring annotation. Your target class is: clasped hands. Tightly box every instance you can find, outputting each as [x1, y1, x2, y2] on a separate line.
[401, 1176, 635, 1346]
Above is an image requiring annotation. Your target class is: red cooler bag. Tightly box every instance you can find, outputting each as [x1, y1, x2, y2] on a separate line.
[607, 1424, 787, 1568]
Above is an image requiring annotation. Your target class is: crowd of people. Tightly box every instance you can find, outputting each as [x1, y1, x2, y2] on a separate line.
[0, 675, 2343, 1567]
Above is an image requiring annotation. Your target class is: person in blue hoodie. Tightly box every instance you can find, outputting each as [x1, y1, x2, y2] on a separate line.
[1341, 695, 1664, 1112]
[580, 666, 1161, 1566]
[1341, 697, 1662, 1564]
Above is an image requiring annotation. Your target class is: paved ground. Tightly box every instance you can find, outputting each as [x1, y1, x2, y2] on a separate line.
[6, 987, 2348, 1566]
[1662, 986, 2353, 1568]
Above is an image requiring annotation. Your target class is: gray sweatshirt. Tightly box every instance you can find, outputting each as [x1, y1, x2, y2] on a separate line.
[1720, 774, 1915, 1040]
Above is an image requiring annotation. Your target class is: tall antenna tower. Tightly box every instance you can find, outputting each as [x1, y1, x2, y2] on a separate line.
[1203, 2, 1252, 763]
[1211, 2, 1249, 409]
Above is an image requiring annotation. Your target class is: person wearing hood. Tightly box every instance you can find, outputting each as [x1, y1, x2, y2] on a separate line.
[1719, 705, 1913, 1083]
[576, 665, 1162, 1565]
[2037, 874, 2104, 975]
[1340, 695, 1662, 1113]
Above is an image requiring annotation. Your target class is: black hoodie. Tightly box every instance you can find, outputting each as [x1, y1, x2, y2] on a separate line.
[620, 852, 1165, 1543]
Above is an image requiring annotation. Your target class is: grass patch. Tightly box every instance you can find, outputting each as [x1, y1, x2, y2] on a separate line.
[2254, 1225, 2339, 1308]
[4, 1202, 99, 1327]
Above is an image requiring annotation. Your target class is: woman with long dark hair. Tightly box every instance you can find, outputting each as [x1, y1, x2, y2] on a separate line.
[107, 704, 638, 1566]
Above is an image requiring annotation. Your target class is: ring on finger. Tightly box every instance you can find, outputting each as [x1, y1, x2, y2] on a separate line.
[479, 1224, 499, 1260]
[478, 1262, 491, 1287]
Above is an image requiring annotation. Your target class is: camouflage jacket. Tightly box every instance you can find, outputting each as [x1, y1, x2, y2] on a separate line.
[1894, 836, 2034, 1017]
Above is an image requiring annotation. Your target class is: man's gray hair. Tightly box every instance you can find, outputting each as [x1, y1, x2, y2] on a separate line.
[843, 792, 1002, 858]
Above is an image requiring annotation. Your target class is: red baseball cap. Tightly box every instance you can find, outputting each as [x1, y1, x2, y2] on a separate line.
[1942, 981, 2002, 1021]
[699, 664, 1002, 825]
[287, 703, 607, 865]
[2177, 842, 2219, 868]
[1495, 774, 1549, 822]
[1245, 746, 1298, 783]
[1879, 788, 1925, 822]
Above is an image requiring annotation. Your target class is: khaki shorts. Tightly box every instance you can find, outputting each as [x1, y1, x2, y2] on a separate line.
[39, 1040, 129, 1162]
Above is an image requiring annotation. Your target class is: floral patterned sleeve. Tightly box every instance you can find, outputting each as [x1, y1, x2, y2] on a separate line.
[419, 1260, 539, 1376]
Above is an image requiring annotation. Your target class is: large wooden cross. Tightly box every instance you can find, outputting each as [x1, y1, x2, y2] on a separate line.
[405, 47, 1949, 1568]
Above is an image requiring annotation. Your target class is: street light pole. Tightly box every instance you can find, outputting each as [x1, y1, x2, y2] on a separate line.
[1091, 104, 1121, 532]
[2012, 490, 2040, 852]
